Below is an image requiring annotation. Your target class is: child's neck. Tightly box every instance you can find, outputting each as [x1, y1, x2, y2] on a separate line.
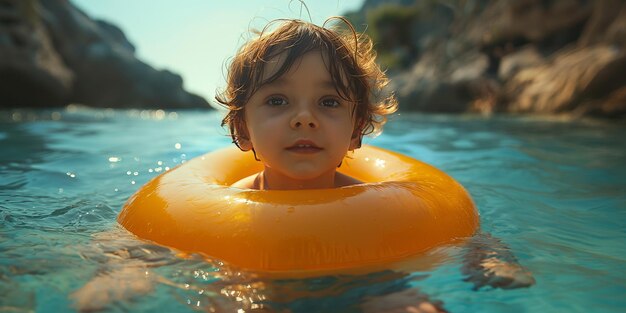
[256, 168, 337, 190]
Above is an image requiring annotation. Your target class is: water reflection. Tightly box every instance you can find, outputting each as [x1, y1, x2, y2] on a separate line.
[2, 109, 624, 312]
[69, 226, 455, 312]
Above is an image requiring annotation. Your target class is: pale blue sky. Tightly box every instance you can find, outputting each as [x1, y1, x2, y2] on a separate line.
[71, 0, 364, 105]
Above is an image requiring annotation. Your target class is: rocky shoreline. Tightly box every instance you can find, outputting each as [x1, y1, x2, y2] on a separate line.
[348, 0, 626, 118]
[0, 0, 207, 109]
[2, 0, 625, 118]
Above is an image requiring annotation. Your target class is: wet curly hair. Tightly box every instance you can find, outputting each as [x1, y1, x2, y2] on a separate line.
[215, 17, 397, 147]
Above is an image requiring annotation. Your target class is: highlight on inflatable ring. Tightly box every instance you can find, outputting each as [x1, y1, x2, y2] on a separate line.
[118, 145, 479, 275]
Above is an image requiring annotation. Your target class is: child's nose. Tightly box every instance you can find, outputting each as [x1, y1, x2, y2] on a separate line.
[290, 107, 318, 129]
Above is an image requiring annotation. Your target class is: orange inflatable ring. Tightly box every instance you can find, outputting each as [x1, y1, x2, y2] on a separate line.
[118, 145, 479, 274]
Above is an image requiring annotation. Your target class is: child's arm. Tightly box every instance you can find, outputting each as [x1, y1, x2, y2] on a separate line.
[462, 232, 535, 290]
[70, 227, 170, 311]
[361, 288, 449, 313]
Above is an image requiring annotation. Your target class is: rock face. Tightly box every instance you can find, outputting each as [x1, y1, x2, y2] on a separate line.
[350, 0, 626, 118]
[0, 0, 208, 108]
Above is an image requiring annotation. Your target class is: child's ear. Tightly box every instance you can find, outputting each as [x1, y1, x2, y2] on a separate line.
[235, 136, 253, 151]
[349, 121, 364, 151]
[349, 133, 362, 151]
[233, 123, 253, 151]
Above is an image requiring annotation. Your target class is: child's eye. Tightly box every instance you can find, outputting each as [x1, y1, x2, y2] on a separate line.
[266, 96, 288, 106]
[320, 98, 340, 108]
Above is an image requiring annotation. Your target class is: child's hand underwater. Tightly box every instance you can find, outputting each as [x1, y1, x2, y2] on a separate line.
[462, 232, 536, 290]
[464, 256, 535, 290]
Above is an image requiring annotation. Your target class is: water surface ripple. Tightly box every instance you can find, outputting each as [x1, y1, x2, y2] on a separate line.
[1, 109, 624, 312]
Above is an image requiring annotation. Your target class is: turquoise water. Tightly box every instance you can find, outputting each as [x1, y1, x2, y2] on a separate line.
[1, 107, 624, 312]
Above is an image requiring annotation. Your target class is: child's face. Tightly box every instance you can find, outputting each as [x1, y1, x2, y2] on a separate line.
[240, 51, 360, 181]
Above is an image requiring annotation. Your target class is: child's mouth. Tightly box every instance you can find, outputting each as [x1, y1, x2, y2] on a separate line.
[286, 141, 323, 154]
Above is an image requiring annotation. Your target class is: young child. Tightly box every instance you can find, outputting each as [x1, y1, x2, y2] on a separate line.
[216, 17, 397, 190]
[72, 18, 533, 312]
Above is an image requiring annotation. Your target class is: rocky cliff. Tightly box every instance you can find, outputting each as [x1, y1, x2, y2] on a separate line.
[348, 0, 626, 118]
[0, 0, 208, 108]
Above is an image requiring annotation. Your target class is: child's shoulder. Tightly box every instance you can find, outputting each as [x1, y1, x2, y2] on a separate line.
[334, 172, 362, 188]
[231, 173, 258, 189]
[230, 172, 361, 189]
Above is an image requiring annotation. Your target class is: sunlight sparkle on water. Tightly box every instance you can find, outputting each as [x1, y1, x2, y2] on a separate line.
[2, 109, 623, 313]
[155, 109, 165, 120]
